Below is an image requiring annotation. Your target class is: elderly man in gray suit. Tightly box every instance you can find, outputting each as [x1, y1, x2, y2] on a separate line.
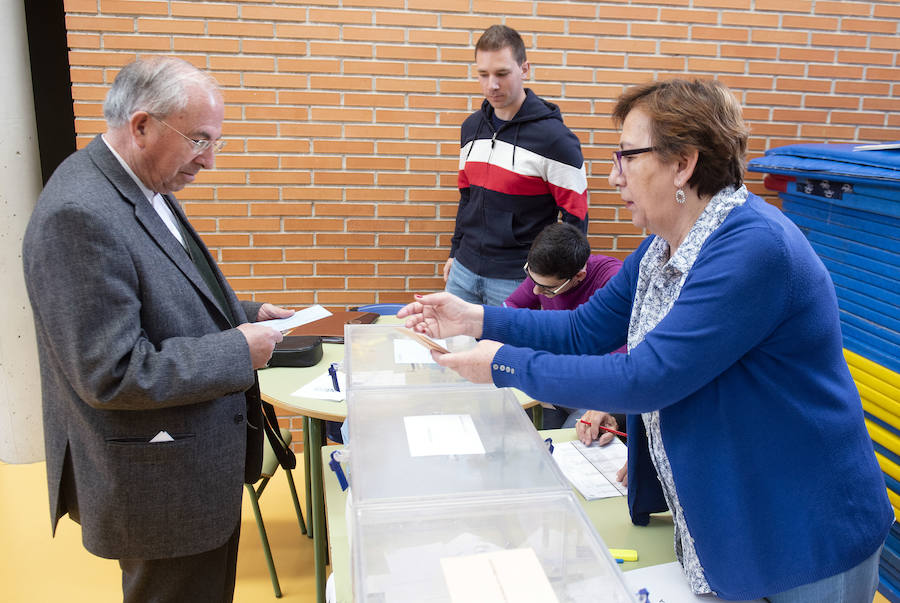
[23, 56, 292, 602]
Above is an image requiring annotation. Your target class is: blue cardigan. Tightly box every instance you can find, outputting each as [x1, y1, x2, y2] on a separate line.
[487, 194, 892, 600]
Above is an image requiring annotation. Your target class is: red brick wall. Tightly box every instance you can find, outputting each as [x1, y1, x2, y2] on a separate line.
[64, 0, 900, 308]
[62, 0, 899, 444]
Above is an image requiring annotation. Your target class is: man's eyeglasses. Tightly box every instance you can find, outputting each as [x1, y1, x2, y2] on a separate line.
[612, 146, 655, 174]
[150, 114, 226, 154]
[524, 262, 571, 296]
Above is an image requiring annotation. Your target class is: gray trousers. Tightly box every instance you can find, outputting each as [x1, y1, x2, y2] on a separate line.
[119, 521, 241, 603]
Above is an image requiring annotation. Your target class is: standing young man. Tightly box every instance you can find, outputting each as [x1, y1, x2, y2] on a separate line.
[444, 24, 589, 306]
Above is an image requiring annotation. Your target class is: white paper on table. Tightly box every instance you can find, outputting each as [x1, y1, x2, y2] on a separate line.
[256, 304, 332, 332]
[441, 548, 559, 603]
[290, 369, 345, 401]
[551, 438, 628, 500]
[393, 338, 448, 364]
[403, 414, 485, 457]
[624, 562, 765, 602]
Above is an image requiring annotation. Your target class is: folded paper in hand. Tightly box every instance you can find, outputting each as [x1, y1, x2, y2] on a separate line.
[394, 327, 450, 354]
[257, 304, 332, 332]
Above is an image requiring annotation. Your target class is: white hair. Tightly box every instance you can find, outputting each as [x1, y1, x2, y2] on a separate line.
[103, 56, 220, 127]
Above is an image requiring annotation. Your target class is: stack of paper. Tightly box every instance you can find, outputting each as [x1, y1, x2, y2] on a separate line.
[551, 438, 628, 500]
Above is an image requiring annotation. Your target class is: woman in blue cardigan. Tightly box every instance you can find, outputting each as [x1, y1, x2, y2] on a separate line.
[399, 79, 892, 602]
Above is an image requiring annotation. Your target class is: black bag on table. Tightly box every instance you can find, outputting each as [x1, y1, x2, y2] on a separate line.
[267, 335, 323, 368]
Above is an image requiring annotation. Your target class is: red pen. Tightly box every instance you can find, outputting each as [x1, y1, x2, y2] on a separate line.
[579, 419, 627, 438]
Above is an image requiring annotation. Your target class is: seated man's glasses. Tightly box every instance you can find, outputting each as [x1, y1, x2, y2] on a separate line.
[150, 114, 227, 154]
[524, 262, 571, 296]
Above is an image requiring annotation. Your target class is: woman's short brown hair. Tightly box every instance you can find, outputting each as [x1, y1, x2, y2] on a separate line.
[612, 79, 749, 199]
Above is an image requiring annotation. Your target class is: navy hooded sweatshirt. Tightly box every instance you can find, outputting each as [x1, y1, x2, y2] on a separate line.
[450, 88, 588, 280]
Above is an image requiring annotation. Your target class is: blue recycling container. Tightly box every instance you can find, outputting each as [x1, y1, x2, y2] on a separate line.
[748, 143, 899, 373]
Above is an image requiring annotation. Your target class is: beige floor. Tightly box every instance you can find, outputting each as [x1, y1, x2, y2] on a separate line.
[0, 458, 317, 602]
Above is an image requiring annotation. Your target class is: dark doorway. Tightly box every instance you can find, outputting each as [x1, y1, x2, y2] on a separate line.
[24, 0, 76, 184]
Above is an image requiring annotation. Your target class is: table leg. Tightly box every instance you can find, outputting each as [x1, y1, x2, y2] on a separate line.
[303, 416, 313, 540]
[532, 404, 543, 430]
[308, 417, 327, 603]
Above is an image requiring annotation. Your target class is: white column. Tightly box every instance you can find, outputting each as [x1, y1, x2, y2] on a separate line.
[0, 0, 46, 463]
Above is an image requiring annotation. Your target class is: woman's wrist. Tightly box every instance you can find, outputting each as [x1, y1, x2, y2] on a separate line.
[471, 303, 484, 339]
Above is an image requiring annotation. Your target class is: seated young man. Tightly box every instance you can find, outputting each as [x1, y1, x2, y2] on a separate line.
[505, 223, 624, 430]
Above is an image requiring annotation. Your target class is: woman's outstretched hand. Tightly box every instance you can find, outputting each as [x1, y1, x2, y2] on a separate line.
[397, 292, 499, 384]
[397, 292, 484, 340]
[431, 339, 503, 384]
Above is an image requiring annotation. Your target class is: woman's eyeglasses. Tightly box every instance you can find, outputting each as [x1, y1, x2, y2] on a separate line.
[612, 146, 655, 173]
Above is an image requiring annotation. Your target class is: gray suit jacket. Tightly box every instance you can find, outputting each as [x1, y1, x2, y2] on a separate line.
[23, 136, 264, 560]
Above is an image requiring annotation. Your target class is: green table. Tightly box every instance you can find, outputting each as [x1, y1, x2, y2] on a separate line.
[322, 428, 675, 602]
[258, 342, 347, 603]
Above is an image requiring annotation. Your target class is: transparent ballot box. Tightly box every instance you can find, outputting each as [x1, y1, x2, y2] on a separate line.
[351, 491, 635, 603]
[343, 324, 479, 389]
[346, 386, 569, 505]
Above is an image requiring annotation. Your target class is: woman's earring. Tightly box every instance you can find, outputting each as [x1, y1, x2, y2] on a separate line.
[675, 188, 686, 204]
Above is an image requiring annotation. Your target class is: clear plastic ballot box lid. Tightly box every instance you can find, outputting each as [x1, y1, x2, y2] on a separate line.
[343, 323, 480, 389]
[351, 490, 636, 603]
[347, 386, 569, 505]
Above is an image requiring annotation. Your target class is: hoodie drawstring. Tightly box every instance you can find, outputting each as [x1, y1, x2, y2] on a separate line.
[465, 118, 487, 162]
[511, 123, 521, 168]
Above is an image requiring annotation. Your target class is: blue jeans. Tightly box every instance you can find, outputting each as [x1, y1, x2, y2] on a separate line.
[764, 544, 882, 603]
[446, 259, 522, 307]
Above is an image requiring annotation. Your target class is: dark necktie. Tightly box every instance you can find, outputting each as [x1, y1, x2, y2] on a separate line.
[163, 195, 236, 327]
